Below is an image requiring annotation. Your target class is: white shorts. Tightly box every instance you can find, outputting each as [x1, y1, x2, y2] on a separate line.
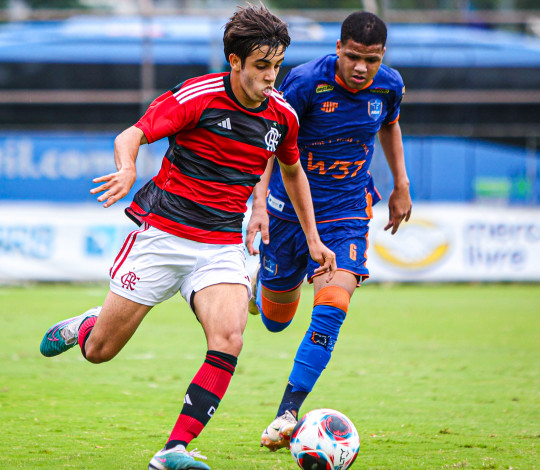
[109, 223, 251, 307]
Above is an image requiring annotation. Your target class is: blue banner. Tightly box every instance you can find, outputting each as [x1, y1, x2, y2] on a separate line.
[0, 131, 166, 202]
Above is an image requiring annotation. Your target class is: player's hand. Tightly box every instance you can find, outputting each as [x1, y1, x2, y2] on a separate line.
[310, 242, 337, 282]
[90, 167, 137, 208]
[245, 207, 270, 255]
[384, 186, 412, 234]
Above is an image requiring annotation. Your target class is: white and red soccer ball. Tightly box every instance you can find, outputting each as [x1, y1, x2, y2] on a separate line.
[290, 408, 360, 470]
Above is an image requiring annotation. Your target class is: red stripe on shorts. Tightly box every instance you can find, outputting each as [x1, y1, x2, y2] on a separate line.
[110, 224, 149, 279]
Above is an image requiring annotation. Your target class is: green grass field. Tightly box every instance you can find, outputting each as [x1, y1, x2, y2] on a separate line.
[0, 283, 538, 469]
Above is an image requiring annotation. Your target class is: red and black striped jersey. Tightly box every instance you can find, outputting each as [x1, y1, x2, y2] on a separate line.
[126, 72, 300, 244]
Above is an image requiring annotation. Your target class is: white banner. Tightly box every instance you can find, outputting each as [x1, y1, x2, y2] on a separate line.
[0, 204, 133, 282]
[368, 204, 540, 281]
[0, 203, 539, 282]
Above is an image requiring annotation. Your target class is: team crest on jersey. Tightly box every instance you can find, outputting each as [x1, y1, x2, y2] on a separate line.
[316, 83, 334, 93]
[321, 101, 339, 113]
[265, 126, 281, 152]
[368, 99, 383, 120]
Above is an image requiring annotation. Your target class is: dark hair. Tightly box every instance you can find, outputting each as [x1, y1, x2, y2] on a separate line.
[223, 3, 290, 66]
[341, 11, 387, 48]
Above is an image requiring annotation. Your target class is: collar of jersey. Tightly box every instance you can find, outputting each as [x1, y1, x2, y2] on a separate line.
[334, 73, 373, 93]
[224, 73, 269, 113]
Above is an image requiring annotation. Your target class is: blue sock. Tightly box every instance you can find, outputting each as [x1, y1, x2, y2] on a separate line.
[287, 304, 346, 394]
[277, 382, 308, 417]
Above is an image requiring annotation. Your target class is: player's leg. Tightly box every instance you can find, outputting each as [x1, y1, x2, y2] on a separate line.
[261, 219, 369, 451]
[40, 292, 152, 361]
[254, 215, 308, 332]
[150, 244, 250, 469]
[40, 224, 162, 360]
[81, 291, 152, 363]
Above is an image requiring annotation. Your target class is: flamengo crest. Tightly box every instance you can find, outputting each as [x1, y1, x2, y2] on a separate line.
[265, 127, 281, 152]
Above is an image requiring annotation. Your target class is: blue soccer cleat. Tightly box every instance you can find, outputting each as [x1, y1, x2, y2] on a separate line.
[40, 307, 101, 357]
[149, 446, 211, 470]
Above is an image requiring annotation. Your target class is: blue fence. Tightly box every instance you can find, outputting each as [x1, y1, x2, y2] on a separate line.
[1, 131, 538, 205]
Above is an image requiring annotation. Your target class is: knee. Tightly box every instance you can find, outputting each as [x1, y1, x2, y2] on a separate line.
[83, 340, 116, 364]
[261, 313, 292, 332]
[210, 330, 244, 357]
[260, 294, 300, 332]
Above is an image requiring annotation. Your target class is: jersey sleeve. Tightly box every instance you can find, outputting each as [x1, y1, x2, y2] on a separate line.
[274, 113, 300, 166]
[383, 70, 405, 125]
[134, 87, 201, 143]
[278, 67, 311, 119]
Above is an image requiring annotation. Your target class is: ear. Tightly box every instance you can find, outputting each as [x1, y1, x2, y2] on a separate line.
[336, 39, 341, 56]
[229, 53, 242, 71]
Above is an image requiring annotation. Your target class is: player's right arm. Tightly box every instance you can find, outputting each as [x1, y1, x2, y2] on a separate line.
[90, 80, 203, 208]
[90, 126, 148, 207]
[91, 126, 147, 208]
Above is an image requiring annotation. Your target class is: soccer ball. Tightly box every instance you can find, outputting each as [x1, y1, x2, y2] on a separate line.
[290, 408, 360, 470]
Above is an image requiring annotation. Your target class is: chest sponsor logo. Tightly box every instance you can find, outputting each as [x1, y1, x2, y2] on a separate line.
[370, 88, 390, 94]
[321, 101, 339, 113]
[265, 127, 281, 152]
[316, 83, 334, 93]
[368, 99, 383, 120]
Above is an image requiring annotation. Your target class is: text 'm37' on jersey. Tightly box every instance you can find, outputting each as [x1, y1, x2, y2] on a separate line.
[267, 54, 405, 223]
[126, 72, 300, 244]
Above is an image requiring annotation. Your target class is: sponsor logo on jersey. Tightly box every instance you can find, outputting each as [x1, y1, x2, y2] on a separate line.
[217, 117, 232, 130]
[369, 88, 390, 94]
[316, 83, 334, 93]
[368, 99, 383, 120]
[321, 101, 339, 113]
[265, 127, 281, 152]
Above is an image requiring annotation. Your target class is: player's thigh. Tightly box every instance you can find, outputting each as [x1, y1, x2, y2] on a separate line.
[308, 219, 370, 286]
[194, 283, 249, 356]
[87, 290, 152, 358]
[259, 215, 309, 292]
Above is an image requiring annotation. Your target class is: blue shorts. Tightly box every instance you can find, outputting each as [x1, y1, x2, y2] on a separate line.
[259, 215, 370, 293]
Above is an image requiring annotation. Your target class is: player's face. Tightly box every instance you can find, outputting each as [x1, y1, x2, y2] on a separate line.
[229, 45, 285, 109]
[335, 39, 385, 90]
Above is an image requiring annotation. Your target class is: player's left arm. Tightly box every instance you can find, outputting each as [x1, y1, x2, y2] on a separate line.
[279, 160, 337, 280]
[378, 121, 412, 234]
[245, 156, 274, 256]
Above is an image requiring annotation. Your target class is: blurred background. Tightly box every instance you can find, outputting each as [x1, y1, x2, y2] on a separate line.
[0, 0, 539, 283]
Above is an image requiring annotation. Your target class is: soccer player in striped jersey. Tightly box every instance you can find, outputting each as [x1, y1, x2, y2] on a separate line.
[245, 11, 413, 451]
[39, 5, 336, 470]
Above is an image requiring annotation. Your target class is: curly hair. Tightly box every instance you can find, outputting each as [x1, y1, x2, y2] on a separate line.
[341, 11, 387, 47]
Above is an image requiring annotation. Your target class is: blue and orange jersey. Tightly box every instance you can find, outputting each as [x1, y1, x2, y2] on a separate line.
[127, 72, 300, 244]
[266, 54, 404, 223]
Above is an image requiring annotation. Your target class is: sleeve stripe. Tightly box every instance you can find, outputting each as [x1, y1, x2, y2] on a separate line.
[271, 90, 299, 124]
[173, 76, 224, 99]
[176, 85, 225, 105]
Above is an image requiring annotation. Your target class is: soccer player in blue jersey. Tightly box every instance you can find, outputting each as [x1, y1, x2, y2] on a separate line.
[245, 11, 412, 451]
